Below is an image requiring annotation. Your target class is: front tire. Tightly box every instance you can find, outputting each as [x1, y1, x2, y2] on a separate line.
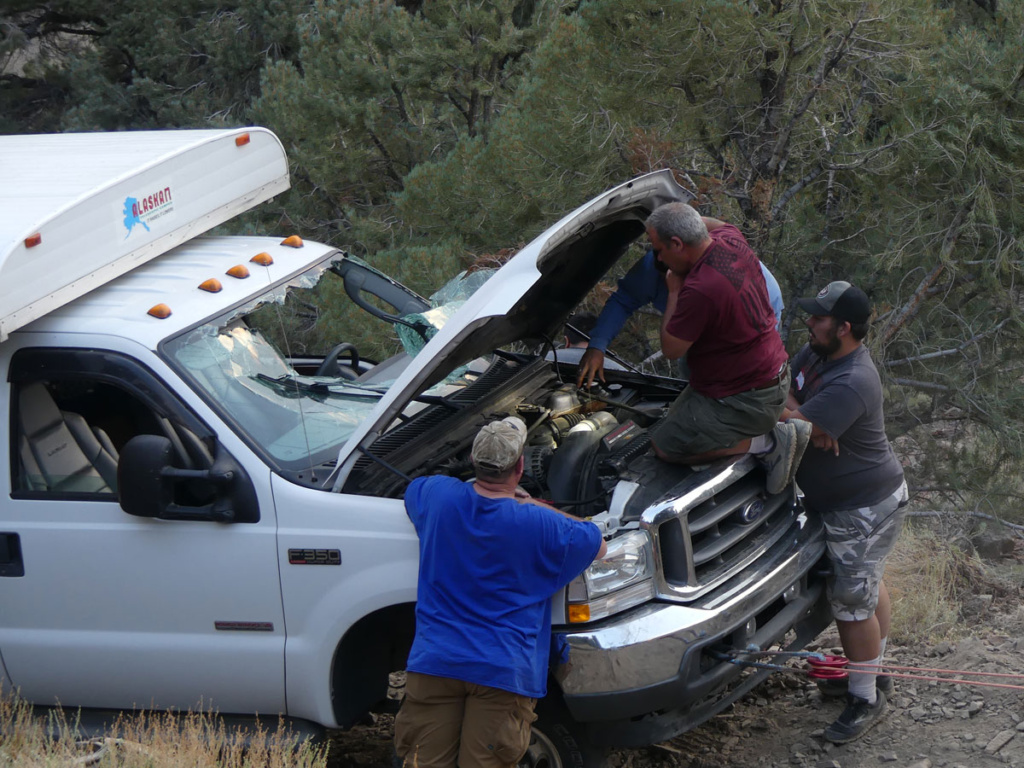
[520, 696, 606, 768]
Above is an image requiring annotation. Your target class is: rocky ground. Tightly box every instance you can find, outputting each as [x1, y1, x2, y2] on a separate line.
[327, 536, 1024, 768]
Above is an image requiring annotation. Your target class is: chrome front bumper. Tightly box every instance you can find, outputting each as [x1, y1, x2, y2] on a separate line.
[556, 512, 828, 735]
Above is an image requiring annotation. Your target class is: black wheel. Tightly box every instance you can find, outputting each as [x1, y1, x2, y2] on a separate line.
[520, 696, 607, 768]
[316, 342, 360, 378]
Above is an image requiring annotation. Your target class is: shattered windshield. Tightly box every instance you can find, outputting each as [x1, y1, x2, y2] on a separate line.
[160, 254, 493, 474]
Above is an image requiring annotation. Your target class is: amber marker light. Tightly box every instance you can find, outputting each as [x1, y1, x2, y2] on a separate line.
[199, 278, 223, 293]
[280, 235, 303, 248]
[25, 233, 42, 248]
[235, 133, 251, 147]
[250, 252, 274, 266]
[567, 605, 591, 623]
[147, 304, 172, 319]
[226, 265, 250, 279]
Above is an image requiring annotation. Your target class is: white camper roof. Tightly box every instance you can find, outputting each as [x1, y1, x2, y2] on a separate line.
[0, 127, 289, 341]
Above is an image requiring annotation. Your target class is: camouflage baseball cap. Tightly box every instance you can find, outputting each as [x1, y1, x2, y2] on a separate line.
[797, 280, 871, 324]
[471, 416, 527, 473]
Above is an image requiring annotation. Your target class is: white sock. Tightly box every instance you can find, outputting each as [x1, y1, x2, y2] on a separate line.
[749, 434, 772, 454]
[848, 656, 880, 703]
[879, 636, 888, 663]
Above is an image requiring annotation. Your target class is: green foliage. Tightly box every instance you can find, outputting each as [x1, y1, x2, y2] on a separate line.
[254, 0, 565, 253]
[1, 0, 304, 131]
[864, 1, 1024, 505]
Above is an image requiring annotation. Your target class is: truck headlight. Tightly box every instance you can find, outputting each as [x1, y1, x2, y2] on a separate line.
[566, 530, 655, 623]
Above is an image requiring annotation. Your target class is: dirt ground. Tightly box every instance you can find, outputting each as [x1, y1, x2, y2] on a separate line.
[326, 555, 1024, 768]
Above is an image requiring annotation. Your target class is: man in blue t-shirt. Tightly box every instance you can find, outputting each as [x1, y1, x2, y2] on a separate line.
[394, 417, 605, 768]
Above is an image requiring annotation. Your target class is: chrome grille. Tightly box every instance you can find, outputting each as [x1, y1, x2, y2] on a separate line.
[643, 456, 802, 602]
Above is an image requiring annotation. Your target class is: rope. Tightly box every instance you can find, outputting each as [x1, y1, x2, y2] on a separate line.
[709, 648, 1024, 691]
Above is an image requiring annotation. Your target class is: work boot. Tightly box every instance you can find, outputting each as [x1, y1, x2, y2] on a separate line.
[761, 422, 797, 495]
[816, 674, 894, 699]
[824, 690, 888, 744]
[789, 419, 812, 485]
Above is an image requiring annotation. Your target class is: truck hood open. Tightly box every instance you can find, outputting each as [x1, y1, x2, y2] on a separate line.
[331, 170, 691, 489]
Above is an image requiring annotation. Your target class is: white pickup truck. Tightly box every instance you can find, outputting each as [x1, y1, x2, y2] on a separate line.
[0, 127, 830, 767]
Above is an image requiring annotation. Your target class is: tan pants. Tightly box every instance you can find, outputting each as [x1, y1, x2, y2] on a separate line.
[394, 672, 538, 768]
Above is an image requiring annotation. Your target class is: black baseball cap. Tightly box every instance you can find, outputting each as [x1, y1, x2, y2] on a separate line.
[797, 281, 871, 324]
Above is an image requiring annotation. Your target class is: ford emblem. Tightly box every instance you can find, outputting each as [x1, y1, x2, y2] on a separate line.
[738, 499, 765, 525]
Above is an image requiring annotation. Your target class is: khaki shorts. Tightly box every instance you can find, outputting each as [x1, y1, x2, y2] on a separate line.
[651, 368, 789, 457]
[821, 480, 909, 622]
[394, 672, 538, 768]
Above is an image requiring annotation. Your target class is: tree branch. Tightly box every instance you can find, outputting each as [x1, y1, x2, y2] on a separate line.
[890, 378, 951, 392]
[766, 5, 866, 176]
[884, 319, 1011, 367]
[878, 201, 972, 345]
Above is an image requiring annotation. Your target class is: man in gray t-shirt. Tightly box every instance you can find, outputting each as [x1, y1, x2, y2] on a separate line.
[784, 281, 907, 745]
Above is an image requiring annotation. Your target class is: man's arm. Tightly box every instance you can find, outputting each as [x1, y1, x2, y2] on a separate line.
[784, 406, 839, 455]
[578, 252, 661, 388]
[759, 262, 785, 330]
[517, 488, 608, 558]
[587, 253, 660, 350]
[659, 270, 693, 360]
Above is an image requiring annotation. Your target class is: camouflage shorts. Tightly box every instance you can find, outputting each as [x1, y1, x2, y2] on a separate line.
[821, 480, 909, 622]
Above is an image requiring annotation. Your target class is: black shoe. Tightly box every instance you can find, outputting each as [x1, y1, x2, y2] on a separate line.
[824, 690, 888, 744]
[816, 674, 894, 698]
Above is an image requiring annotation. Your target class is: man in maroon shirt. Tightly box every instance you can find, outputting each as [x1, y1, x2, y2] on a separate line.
[646, 202, 809, 493]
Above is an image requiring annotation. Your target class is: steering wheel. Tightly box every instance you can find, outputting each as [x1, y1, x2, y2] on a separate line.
[316, 342, 361, 379]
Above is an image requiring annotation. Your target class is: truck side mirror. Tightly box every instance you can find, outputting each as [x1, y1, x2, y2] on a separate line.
[118, 434, 259, 523]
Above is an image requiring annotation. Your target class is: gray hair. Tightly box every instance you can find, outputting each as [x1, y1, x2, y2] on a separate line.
[646, 203, 707, 246]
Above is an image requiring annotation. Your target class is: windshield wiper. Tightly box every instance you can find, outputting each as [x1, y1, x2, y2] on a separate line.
[254, 373, 383, 400]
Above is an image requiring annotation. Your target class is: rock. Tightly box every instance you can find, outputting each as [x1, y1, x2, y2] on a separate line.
[1016, 721, 1024, 732]
[965, 594, 994, 616]
[910, 706, 928, 720]
[968, 701, 985, 716]
[971, 529, 1015, 560]
[879, 752, 898, 762]
[814, 760, 841, 768]
[905, 760, 932, 768]
[985, 730, 1016, 754]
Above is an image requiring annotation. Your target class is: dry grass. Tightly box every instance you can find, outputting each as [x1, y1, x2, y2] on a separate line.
[886, 520, 990, 644]
[0, 689, 328, 768]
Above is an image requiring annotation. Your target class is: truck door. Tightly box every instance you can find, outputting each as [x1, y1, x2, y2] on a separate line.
[0, 348, 286, 715]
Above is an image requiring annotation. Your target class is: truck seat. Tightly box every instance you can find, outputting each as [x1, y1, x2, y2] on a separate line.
[17, 382, 119, 494]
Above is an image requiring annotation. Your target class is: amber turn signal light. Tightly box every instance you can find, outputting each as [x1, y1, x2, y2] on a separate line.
[235, 133, 251, 147]
[280, 235, 303, 248]
[567, 605, 591, 623]
[199, 278, 223, 293]
[147, 304, 172, 319]
[226, 265, 250, 279]
[250, 252, 274, 266]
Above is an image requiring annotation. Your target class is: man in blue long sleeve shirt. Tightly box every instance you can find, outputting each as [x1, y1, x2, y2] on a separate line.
[577, 250, 784, 388]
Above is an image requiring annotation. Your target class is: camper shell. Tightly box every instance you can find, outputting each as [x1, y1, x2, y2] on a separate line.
[0, 128, 829, 767]
[0, 127, 288, 341]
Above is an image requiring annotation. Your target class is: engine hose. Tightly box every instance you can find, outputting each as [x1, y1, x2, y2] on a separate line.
[543, 491, 608, 508]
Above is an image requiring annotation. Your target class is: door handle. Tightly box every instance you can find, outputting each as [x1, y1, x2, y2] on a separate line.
[0, 533, 24, 577]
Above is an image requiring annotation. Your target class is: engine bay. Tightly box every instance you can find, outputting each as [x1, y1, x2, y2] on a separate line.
[343, 352, 701, 530]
